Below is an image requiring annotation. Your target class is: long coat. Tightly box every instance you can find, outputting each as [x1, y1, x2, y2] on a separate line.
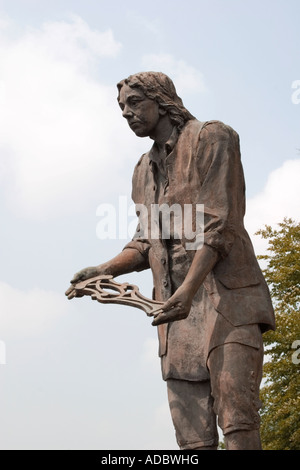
[124, 119, 275, 381]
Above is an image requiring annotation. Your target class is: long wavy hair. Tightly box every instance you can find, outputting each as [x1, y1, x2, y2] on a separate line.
[117, 72, 195, 131]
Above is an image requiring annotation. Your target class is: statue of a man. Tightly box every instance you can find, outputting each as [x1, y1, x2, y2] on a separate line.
[67, 72, 275, 450]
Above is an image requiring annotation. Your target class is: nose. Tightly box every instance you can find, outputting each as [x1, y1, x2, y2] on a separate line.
[122, 105, 133, 119]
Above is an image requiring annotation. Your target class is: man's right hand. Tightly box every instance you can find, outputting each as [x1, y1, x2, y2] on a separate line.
[65, 248, 147, 300]
[65, 265, 104, 299]
[70, 266, 102, 285]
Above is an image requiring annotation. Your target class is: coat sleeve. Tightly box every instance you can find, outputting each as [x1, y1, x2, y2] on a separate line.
[122, 154, 151, 270]
[197, 121, 246, 259]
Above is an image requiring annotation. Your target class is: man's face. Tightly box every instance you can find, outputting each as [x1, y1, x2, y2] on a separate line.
[118, 84, 162, 138]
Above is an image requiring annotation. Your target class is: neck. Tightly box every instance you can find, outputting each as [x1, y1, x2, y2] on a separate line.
[149, 115, 174, 151]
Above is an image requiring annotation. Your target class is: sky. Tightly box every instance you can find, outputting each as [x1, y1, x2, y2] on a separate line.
[0, 0, 299, 450]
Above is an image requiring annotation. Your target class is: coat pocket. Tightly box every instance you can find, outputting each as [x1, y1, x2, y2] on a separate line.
[217, 266, 261, 289]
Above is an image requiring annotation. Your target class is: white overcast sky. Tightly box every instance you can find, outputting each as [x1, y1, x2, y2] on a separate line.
[0, 0, 299, 450]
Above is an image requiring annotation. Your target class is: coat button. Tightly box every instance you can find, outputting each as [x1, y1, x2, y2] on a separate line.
[163, 280, 168, 287]
[161, 258, 166, 265]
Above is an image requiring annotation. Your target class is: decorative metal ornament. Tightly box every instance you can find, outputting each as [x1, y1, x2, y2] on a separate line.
[69, 275, 164, 317]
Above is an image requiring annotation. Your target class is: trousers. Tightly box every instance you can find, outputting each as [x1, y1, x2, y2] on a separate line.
[166, 341, 264, 449]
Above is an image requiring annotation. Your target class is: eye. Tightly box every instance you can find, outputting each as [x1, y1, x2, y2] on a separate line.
[130, 98, 141, 107]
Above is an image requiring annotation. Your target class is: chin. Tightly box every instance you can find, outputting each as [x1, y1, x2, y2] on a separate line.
[133, 129, 148, 138]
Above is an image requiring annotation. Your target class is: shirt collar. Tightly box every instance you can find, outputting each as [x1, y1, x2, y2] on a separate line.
[149, 127, 179, 165]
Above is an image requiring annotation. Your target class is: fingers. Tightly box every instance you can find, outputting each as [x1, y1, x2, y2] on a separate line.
[70, 266, 101, 285]
[152, 306, 188, 326]
[65, 285, 77, 299]
[65, 285, 84, 300]
[65, 286, 76, 300]
[151, 298, 179, 325]
[65, 285, 74, 296]
[65, 269, 84, 300]
[66, 266, 99, 301]
[152, 310, 170, 326]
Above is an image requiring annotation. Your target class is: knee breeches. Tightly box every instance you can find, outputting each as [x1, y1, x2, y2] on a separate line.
[166, 342, 263, 449]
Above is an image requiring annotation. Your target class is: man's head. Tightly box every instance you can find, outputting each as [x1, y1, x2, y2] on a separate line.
[117, 72, 195, 136]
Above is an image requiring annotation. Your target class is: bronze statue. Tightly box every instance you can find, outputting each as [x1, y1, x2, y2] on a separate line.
[66, 72, 275, 450]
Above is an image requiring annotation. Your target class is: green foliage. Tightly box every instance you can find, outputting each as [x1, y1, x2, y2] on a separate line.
[256, 218, 300, 450]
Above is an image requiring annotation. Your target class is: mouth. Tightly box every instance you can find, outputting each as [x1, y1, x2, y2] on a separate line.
[127, 120, 147, 137]
[128, 120, 141, 129]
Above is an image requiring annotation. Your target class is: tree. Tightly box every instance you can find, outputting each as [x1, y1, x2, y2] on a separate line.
[256, 218, 300, 450]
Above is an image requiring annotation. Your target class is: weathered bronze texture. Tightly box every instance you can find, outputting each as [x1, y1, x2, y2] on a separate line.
[66, 71, 275, 450]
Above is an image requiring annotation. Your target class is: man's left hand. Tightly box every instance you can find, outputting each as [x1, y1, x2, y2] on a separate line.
[151, 286, 193, 326]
